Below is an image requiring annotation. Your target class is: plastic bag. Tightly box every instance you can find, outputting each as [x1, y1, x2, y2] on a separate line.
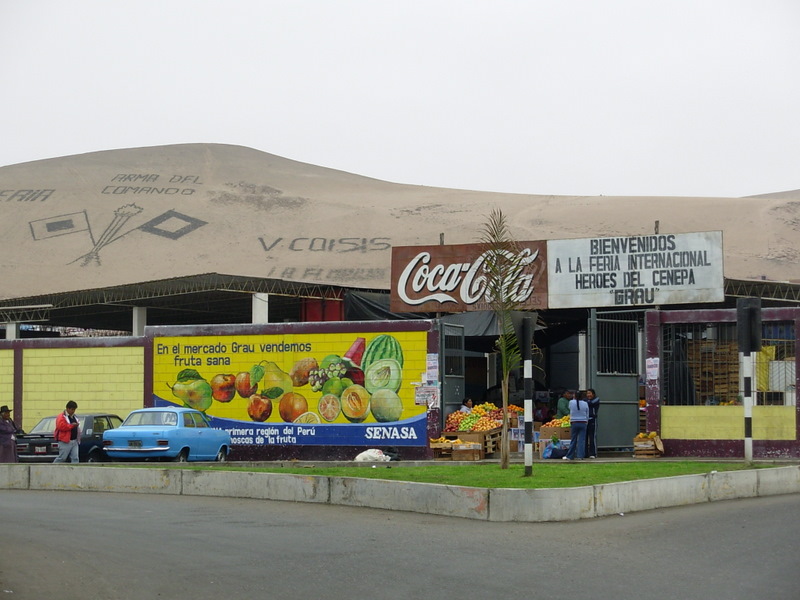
[544, 442, 568, 459]
[354, 448, 391, 462]
[542, 443, 555, 459]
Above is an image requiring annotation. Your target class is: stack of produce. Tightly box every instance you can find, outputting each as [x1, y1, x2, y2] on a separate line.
[636, 431, 659, 439]
[457, 412, 481, 431]
[430, 436, 462, 444]
[471, 402, 496, 417]
[509, 404, 524, 414]
[444, 411, 467, 432]
[543, 415, 571, 428]
[446, 403, 505, 432]
[470, 416, 500, 431]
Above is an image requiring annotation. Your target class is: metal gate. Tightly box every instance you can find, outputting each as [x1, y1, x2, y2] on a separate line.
[440, 322, 465, 422]
[588, 309, 643, 448]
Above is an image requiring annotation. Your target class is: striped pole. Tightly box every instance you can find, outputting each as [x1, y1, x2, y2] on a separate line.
[737, 297, 761, 463]
[741, 349, 753, 462]
[523, 317, 533, 476]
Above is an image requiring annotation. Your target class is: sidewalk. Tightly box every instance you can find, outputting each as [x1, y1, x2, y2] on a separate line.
[2, 461, 799, 522]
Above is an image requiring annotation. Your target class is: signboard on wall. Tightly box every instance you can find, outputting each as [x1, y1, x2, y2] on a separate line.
[152, 330, 431, 446]
[547, 231, 724, 308]
[390, 241, 548, 313]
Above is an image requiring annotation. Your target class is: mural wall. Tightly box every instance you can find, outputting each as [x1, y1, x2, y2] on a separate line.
[151, 328, 434, 448]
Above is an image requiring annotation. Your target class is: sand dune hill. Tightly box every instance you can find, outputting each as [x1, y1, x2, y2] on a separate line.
[0, 143, 797, 300]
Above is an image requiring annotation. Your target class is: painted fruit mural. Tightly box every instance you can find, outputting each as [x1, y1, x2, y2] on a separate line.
[162, 333, 411, 425]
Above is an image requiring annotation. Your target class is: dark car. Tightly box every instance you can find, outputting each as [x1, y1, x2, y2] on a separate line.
[16, 413, 124, 463]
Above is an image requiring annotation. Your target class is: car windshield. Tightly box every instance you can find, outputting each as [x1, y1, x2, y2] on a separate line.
[123, 411, 178, 426]
[29, 415, 92, 434]
[29, 416, 56, 434]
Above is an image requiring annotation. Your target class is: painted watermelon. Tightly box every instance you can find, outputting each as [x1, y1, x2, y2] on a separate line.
[361, 334, 404, 371]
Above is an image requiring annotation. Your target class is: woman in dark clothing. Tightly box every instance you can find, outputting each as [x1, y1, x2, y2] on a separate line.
[585, 389, 600, 458]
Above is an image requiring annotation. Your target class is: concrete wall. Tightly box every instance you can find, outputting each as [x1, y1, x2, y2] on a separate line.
[1, 464, 798, 522]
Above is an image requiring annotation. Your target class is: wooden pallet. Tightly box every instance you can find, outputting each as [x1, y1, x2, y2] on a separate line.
[482, 428, 502, 456]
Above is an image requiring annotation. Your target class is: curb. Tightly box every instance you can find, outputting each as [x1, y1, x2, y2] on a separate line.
[1, 463, 799, 522]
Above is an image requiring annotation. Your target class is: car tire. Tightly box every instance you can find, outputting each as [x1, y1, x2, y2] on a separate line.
[215, 448, 227, 462]
[86, 452, 104, 463]
[174, 449, 189, 463]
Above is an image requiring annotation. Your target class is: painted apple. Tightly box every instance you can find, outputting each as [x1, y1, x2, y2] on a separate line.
[235, 371, 258, 398]
[210, 373, 236, 402]
[247, 394, 273, 422]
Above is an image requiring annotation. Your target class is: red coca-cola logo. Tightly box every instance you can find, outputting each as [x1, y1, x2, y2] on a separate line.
[391, 242, 548, 312]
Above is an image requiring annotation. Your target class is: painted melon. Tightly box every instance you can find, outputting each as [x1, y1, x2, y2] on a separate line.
[361, 334, 404, 372]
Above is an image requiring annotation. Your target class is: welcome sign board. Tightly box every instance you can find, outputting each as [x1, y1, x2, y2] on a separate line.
[547, 231, 724, 308]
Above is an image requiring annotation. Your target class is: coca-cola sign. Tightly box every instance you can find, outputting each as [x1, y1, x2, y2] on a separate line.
[390, 242, 548, 313]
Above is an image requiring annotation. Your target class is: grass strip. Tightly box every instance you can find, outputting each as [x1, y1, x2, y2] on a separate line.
[150, 461, 778, 489]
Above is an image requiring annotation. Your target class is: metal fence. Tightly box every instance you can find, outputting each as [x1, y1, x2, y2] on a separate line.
[596, 310, 643, 376]
[660, 321, 796, 406]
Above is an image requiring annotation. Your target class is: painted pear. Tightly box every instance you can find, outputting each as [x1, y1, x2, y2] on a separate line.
[170, 368, 213, 411]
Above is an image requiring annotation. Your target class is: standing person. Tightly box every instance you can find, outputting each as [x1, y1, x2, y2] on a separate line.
[555, 389, 572, 418]
[585, 388, 600, 459]
[53, 401, 81, 463]
[459, 398, 473, 413]
[0, 404, 21, 463]
[534, 400, 550, 423]
[562, 391, 588, 461]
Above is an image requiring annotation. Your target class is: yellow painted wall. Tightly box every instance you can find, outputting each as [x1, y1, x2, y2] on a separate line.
[21, 347, 144, 430]
[662, 405, 796, 440]
[0, 350, 13, 406]
[752, 406, 796, 440]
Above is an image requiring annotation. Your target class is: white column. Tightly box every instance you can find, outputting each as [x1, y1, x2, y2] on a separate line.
[252, 293, 269, 324]
[578, 331, 587, 390]
[5, 322, 20, 340]
[132, 307, 147, 336]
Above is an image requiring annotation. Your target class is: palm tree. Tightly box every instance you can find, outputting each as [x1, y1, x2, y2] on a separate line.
[479, 208, 538, 469]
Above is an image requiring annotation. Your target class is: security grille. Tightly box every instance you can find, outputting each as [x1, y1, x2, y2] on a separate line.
[442, 323, 464, 376]
[660, 321, 796, 405]
[596, 310, 642, 375]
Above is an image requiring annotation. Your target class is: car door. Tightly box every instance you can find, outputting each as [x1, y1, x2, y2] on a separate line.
[180, 412, 196, 459]
[81, 415, 117, 461]
[191, 412, 213, 459]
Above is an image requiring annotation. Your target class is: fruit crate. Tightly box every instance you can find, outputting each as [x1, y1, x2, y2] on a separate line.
[441, 427, 503, 458]
[539, 426, 571, 441]
[430, 442, 453, 460]
[451, 443, 482, 461]
[633, 436, 663, 458]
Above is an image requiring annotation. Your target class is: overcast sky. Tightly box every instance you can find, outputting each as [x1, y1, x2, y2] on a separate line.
[2, 1, 799, 198]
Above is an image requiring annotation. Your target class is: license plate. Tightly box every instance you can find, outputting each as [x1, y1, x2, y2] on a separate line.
[35, 446, 46, 454]
[128, 440, 142, 448]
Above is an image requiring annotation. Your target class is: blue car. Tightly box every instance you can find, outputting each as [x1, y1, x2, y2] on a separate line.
[103, 407, 231, 462]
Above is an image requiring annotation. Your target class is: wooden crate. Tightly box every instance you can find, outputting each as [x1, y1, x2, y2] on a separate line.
[441, 427, 503, 458]
[540, 426, 571, 441]
[633, 436, 663, 458]
[452, 444, 482, 461]
[430, 442, 452, 460]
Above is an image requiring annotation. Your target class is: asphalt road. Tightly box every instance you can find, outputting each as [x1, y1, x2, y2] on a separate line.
[1, 490, 798, 600]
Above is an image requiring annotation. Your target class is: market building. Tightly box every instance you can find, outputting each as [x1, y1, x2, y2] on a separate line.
[1, 143, 798, 459]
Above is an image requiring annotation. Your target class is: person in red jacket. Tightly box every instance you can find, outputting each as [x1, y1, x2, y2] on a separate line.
[53, 401, 81, 463]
